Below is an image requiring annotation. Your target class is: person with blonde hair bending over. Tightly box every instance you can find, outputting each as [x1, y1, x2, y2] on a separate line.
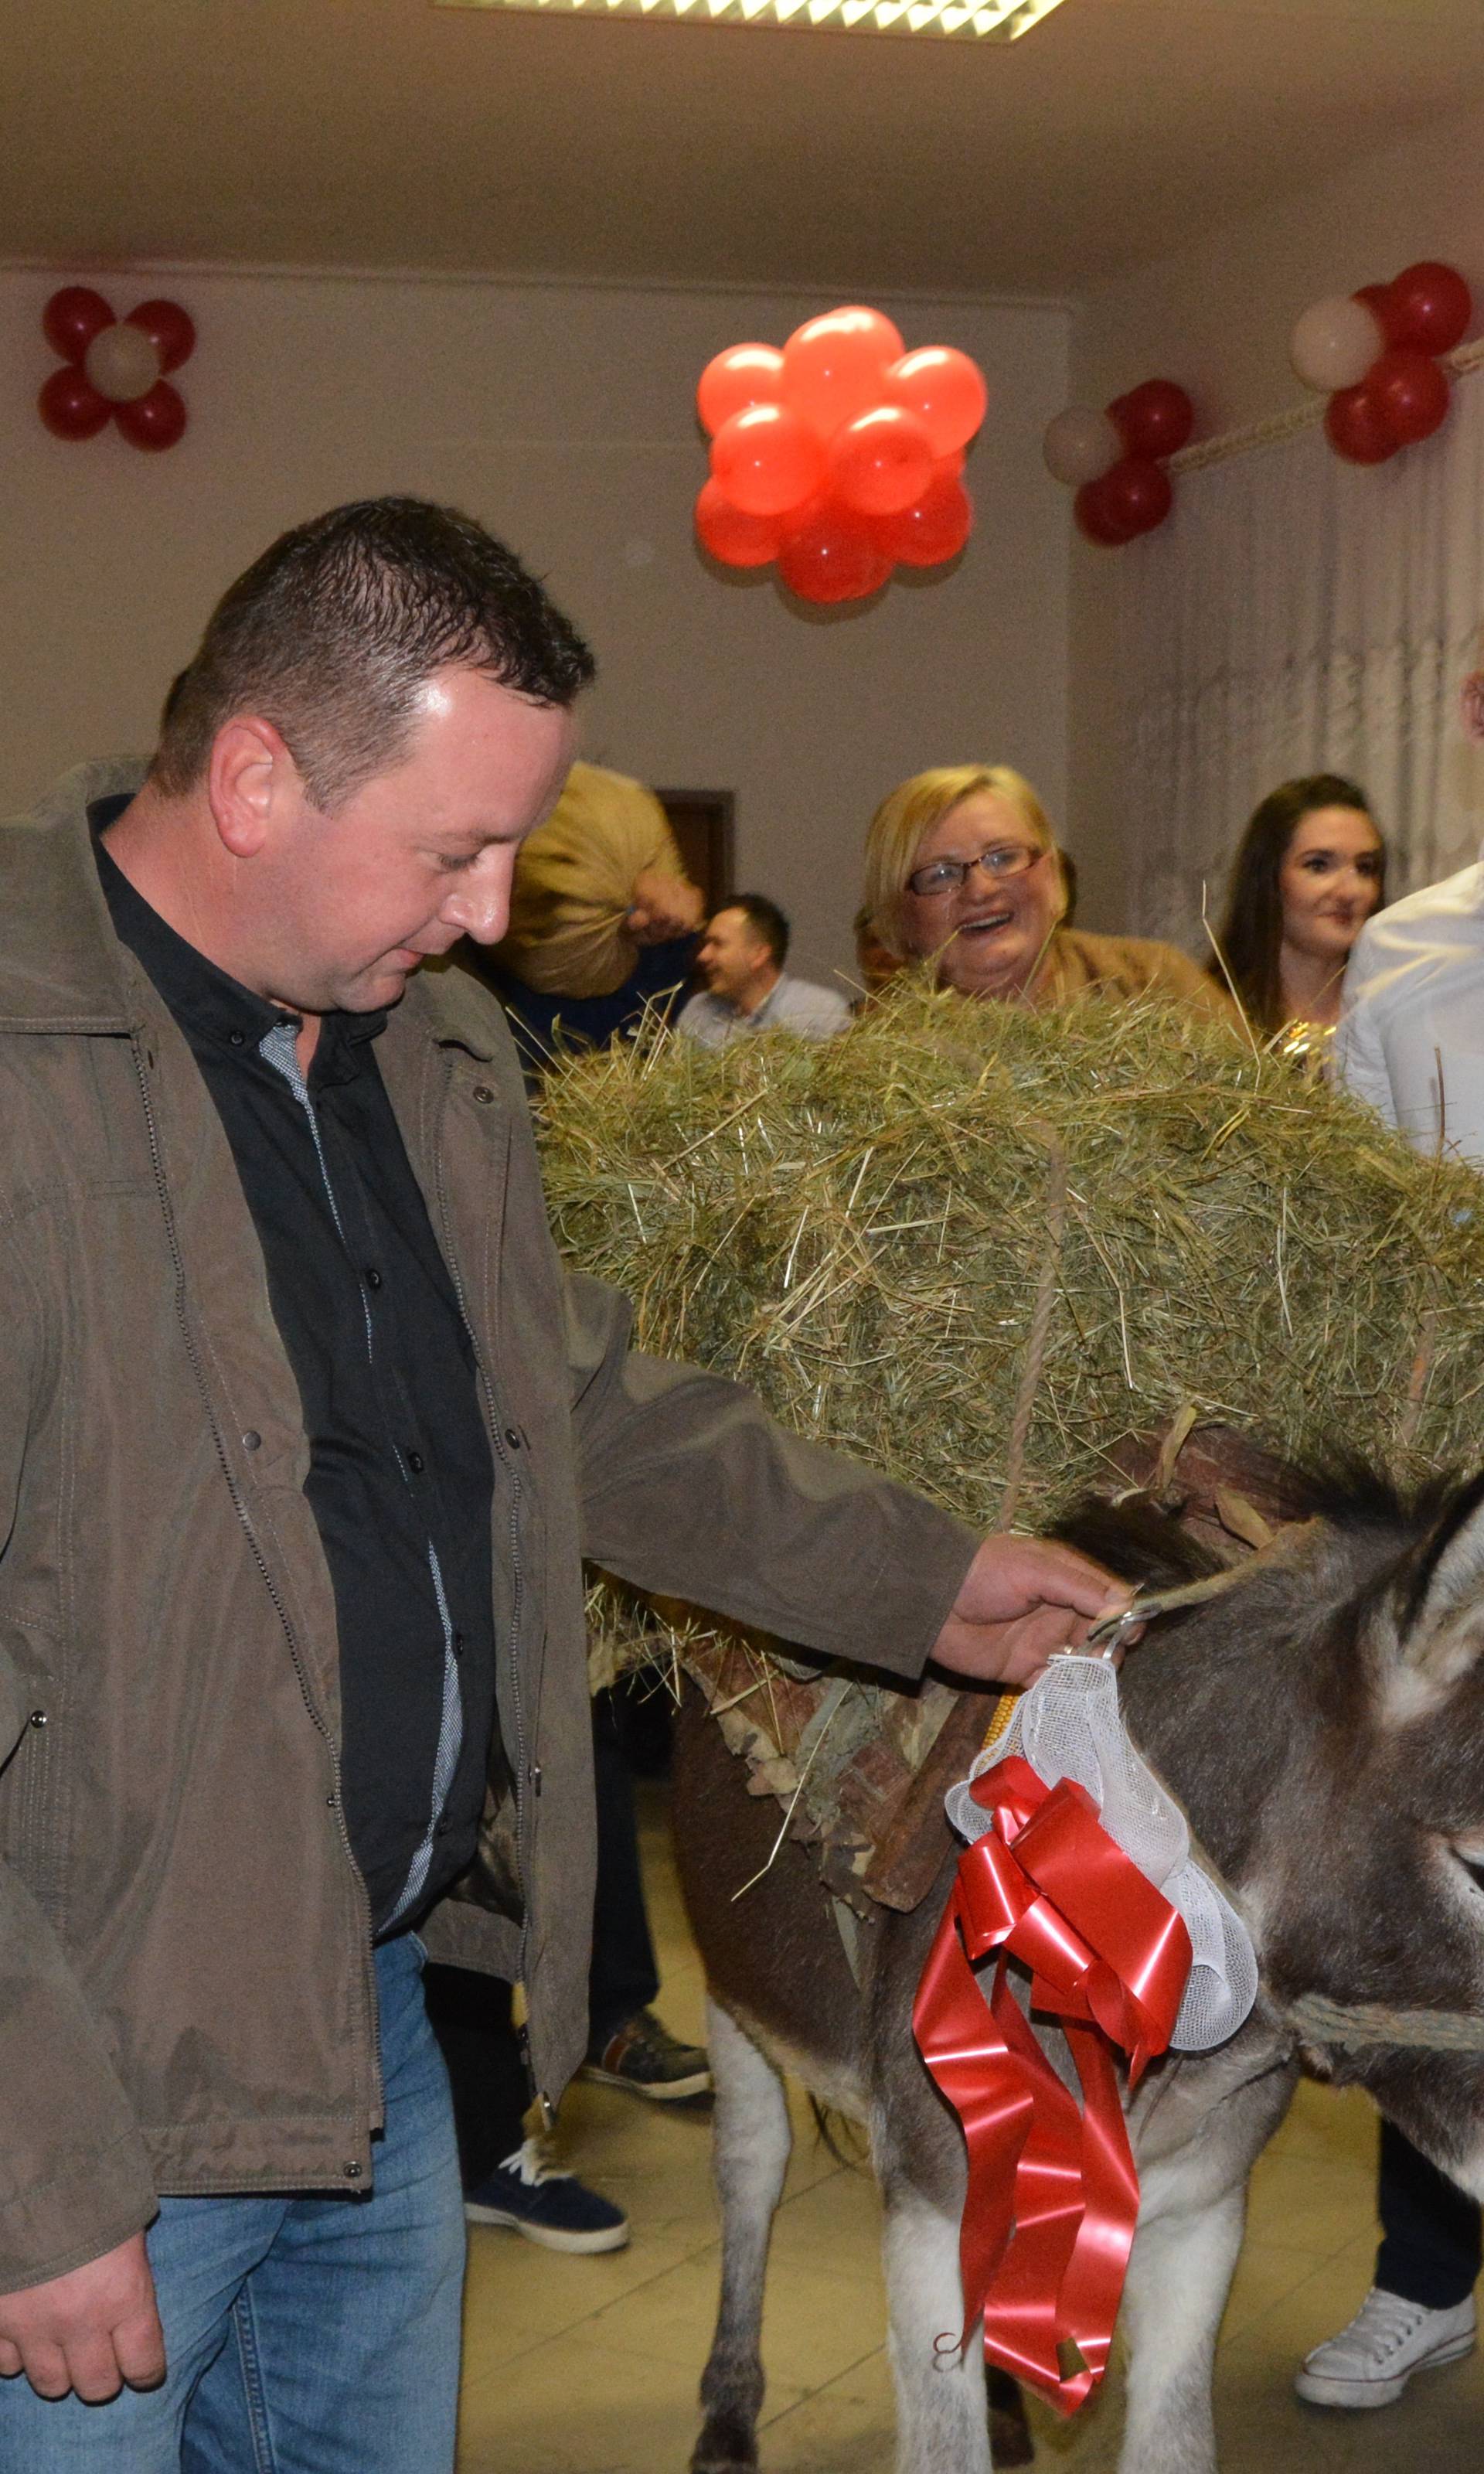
[863, 764, 1228, 1011]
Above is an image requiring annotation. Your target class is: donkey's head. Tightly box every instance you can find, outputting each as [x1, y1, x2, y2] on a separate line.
[1061, 1462, 1484, 2198]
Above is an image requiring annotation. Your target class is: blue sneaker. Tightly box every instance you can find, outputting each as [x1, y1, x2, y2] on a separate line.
[464, 2139, 630, 2254]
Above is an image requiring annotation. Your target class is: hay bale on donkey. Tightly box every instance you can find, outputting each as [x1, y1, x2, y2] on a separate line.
[539, 987, 1484, 2473]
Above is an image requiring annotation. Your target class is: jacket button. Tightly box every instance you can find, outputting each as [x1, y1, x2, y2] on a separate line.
[505, 1427, 522, 1450]
[28, 1710, 46, 1729]
[471, 1085, 495, 1106]
[242, 1430, 262, 1452]
[406, 1449, 425, 1474]
[343, 2161, 364, 2180]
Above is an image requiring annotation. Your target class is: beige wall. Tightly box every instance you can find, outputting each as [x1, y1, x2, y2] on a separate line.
[1065, 94, 1484, 935]
[0, 266, 1070, 988]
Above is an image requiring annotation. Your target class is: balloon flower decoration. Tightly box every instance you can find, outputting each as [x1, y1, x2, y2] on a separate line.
[695, 307, 987, 607]
[1042, 380, 1195, 547]
[38, 288, 196, 452]
[1289, 262, 1472, 466]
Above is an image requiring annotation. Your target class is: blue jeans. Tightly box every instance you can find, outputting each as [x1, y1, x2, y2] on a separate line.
[0, 1935, 466, 2473]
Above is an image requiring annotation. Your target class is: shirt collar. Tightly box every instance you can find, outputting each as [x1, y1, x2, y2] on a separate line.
[90, 798, 386, 1077]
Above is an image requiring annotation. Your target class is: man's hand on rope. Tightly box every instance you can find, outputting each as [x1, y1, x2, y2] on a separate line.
[929, 1534, 1136, 1689]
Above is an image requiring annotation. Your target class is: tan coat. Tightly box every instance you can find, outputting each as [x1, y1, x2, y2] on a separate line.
[0, 761, 979, 2292]
[1037, 928, 1234, 1016]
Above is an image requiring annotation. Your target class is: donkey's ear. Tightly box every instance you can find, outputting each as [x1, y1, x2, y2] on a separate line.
[1394, 1471, 1484, 1707]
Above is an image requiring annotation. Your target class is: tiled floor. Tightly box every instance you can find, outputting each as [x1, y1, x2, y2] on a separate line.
[456, 1784, 1484, 2471]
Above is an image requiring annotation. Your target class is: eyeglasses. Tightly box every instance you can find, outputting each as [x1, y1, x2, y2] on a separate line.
[905, 843, 1044, 898]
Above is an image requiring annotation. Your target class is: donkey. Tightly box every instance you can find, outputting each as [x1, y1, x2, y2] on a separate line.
[671, 1460, 1484, 2474]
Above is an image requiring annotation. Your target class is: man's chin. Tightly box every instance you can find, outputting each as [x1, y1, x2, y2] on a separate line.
[338, 959, 419, 1012]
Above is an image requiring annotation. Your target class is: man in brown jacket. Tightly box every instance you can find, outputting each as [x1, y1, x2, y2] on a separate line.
[0, 498, 1126, 2472]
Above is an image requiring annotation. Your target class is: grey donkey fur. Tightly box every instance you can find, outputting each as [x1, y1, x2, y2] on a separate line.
[671, 1458, 1484, 2472]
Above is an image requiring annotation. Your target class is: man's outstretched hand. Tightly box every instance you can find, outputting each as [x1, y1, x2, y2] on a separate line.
[0, 2230, 164, 2404]
[930, 1533, 1133, 1689]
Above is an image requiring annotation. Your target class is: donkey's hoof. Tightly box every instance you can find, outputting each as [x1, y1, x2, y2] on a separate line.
[691, 2410, 760, 2472]
[989, 2367, 1035, 2467]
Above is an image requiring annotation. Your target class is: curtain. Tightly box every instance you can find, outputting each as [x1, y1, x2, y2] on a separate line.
[1120, 357, 1484, 949]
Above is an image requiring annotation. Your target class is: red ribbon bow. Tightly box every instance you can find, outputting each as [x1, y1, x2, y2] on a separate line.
[912, 1753, 1192, 2413]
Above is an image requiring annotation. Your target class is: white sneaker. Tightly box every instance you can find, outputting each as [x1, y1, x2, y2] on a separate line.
[1295, 2286, 1476, 2408]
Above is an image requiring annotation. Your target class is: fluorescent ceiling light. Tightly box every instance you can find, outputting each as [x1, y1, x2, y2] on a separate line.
[434, 0, 1065, 39]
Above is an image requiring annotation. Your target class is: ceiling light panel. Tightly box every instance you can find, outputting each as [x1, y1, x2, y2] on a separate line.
[434, 0, 1066, 39]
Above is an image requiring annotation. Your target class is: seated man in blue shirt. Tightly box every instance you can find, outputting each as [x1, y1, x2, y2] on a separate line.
[677, 894, 852, 1048]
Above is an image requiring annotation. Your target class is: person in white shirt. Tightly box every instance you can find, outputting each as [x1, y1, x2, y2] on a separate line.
[1334, 857, 1484, 1161]
[1298, 848, 1484, 2415]
[676, 895, 852, 1048]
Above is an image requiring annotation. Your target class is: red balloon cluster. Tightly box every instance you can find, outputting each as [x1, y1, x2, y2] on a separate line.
[39, 288, 196, 452]
[695, 307, 987, 605]
[1042, 380, 1194, 548]
[1289, 263, 1472, 467]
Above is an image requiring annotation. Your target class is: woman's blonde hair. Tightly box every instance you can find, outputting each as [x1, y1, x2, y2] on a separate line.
[863, 765, 1063, 959]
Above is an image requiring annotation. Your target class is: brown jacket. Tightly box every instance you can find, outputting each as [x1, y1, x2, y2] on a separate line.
[1038, 928, 1234, 1016]
[0, 761, 979, 2292]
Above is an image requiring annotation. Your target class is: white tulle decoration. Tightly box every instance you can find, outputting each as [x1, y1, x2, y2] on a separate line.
[944, 1655, 1258, 2054]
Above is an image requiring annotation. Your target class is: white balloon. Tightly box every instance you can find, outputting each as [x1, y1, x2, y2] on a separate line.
[1288, 295, 1384, 395]
[83, 322, 162, 404]
[1042, 406, 1121, 488]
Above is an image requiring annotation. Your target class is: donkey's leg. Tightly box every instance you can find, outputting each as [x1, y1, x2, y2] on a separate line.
[692, 1997, 793, 2474]
[881, 2192, 992, 2474]
[1115, 2179, 1246, 2474]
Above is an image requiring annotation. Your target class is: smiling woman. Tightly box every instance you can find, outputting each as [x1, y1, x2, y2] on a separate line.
[863, 763, 1230, 1014]
[1210, 774, 1388, 1042]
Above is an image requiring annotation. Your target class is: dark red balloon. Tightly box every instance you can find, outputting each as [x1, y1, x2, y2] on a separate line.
[1380, 262, 1472, 357]
[1367, 348, 1451, 446]
[1074, 474, 1138, 546]
[1324, 383, 1398, 465]
[777, 503, 891, 605]
[115, 381, 188, 452]
[126, 298, 196, 375]
[1109, 380, 1193, 462]
[38, 363, 111, 441]
[42, 285, 114, 364]
[1100, 456, 1173, 536]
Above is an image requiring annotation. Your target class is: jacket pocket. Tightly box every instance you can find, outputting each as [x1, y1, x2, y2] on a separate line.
[465, 1745, 525, 1926]
[0, 1620, 66, 1922]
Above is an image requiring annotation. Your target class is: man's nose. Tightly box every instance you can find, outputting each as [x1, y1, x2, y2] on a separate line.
[444, 879, 511, 946]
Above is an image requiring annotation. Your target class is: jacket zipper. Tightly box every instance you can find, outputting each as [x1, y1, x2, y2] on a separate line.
[128, 1031, 384, 2143]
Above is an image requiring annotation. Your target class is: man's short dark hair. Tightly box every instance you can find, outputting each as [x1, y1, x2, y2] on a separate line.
[151, 497, 596, 811]
[723, 894, 790, 971]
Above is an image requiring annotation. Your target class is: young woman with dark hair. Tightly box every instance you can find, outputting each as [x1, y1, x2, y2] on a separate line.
[1211, 774, 1387, 1043]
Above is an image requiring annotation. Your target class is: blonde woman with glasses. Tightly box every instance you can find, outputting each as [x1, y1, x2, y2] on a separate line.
[863, 765, 1230, 1014]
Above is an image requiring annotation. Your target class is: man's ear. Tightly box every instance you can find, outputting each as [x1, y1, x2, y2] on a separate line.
[206, 717, 302, 860]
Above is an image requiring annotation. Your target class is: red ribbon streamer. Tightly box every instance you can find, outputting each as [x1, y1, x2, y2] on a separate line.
[912, 1753, 1192, 2413]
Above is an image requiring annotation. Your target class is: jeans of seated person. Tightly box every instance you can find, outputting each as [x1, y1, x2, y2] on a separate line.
[0, 1935, 465, 2474]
